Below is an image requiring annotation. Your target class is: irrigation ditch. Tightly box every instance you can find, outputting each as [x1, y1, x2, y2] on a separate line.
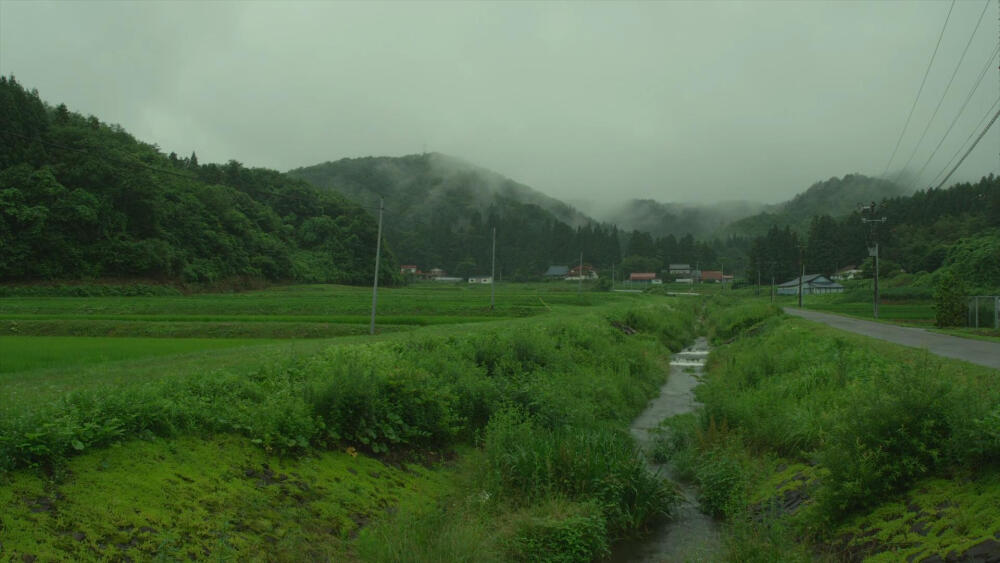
[609, 336, 722, 562]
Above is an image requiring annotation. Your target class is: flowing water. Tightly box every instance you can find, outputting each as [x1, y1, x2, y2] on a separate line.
[609, 337, 722, 562]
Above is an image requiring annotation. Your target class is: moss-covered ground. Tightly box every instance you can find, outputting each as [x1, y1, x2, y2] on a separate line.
[0, 434, 449, 561]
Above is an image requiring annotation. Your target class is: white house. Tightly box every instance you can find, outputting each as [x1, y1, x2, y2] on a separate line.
[831, 265, 862, 281]
[468, 276, 493, 284]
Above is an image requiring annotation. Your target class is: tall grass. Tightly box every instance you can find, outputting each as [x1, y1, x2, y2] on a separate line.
[665, 302, 1000, 533]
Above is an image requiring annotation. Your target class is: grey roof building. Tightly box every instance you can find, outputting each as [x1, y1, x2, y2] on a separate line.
[777, 274, 844, 295]
[544, 265, 570, 277]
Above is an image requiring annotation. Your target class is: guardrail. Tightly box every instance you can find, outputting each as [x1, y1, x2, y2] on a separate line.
[968, 296, 1000, 329]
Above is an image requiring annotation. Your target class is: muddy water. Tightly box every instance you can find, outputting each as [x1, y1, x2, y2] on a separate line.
[609, 337, 721, 562]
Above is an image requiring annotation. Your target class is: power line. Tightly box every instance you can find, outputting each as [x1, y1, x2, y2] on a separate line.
[934, 103, 1000, 189]
[929, 96, 1000, 186]
[881, 0, 956, 178]
[911, 43, 1000, 186]
[893, 0, 992, 184]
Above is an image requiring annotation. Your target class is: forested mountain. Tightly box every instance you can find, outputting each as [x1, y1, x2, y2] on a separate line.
[745, 175, 1000, 288]
[726, 174, 907, 237]
[0, 76, 396, 285]
[288, 154, 622, 279]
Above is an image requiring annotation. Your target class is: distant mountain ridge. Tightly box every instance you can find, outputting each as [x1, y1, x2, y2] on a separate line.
[725, 174, 907, 236]
[287, 153, 622, 279]
[592, 174, 907, 239]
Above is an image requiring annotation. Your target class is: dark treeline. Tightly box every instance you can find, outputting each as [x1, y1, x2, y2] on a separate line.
[0, 76, 398, 285]
[744, 175, 1000, 287]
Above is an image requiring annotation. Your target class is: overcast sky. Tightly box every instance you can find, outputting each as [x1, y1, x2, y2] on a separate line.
[1, 0, 998, 209]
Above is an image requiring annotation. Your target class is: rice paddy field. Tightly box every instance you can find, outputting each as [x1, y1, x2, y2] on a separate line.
[0, 282, 637, 408]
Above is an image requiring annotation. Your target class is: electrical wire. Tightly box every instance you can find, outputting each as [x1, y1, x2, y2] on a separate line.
[929, 96, 1000, 187]
[881, 0, 956, 178]
[893, 0, 992, 184]
[934, 103, 1000, 189]
[911, 43, 1000, 186]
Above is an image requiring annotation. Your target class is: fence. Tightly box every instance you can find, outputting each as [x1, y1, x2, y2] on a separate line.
[967, 296, 1000, 329]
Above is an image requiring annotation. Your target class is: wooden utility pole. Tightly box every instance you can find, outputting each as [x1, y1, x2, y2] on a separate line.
[369, 196, 384, 335]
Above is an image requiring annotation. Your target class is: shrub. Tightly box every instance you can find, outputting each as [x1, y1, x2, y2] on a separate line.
[933, 269, 967, 327]
[508, 499, 609, 562]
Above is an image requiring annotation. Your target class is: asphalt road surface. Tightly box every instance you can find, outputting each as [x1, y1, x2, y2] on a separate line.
[784, 308, 1000, 371]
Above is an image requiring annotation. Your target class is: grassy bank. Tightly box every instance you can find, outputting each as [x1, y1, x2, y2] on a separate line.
[656, 301, 1000, 561]
[1, 294, 697, 561]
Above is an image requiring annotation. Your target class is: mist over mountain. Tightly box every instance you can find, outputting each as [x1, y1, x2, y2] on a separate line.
[583, 173, 909, 242]
[288, 154, 622, 279]
[591, 199, 768, 239]
[725, 174, 909, 236]
[290, 153, 592, 228]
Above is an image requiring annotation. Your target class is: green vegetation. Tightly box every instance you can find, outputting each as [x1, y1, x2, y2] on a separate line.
[1, 76, 397, 285]
[288, 154, 624, 281]
[0, 335, 273, 373]
[655, 301, 1000, 561]
[0, 284, 698, 561]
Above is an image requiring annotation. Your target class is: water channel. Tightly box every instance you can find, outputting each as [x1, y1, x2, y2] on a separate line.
[609, 336, 722, 562]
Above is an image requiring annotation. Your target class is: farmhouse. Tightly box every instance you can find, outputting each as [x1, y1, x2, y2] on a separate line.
[669, 263, 692, 276]
[701, 270, 733, 284]
[400, 265, 419, 274]
[628, 272, 661, 285]
[776, 274, 844, 295]
[831, 265, 862, 281]
[468, 276, 493, 284]
[566, 265, 598, 280]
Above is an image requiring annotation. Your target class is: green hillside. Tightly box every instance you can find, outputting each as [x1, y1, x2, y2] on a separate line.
[0, 76, 397, 286]
[288, 153, 622, 279]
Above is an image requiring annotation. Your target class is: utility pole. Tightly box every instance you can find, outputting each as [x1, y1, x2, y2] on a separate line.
[797, 253, 804, 308]
[611, 263, 615, 289]
[578, 252, 583, 293]
[860, 201, 887, 319]
[369, 196, 384, 335]
[490, 227, 496, 310]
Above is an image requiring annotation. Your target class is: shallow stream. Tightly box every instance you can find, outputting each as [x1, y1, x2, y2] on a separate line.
[608, 337, 721, 562]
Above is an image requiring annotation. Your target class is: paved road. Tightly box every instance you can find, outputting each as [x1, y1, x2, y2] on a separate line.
[784, 308, 1000, 371]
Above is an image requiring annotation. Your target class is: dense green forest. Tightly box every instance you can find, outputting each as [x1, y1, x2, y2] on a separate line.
[724, 173, 908, 237]
[742, 175, 1000, 288]
[2, 75, 995, 289]
[289, 154, 623, 280]
[0, 77, 398, 285]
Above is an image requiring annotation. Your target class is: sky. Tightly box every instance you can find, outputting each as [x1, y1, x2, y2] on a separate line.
[1, 0, 998, 210]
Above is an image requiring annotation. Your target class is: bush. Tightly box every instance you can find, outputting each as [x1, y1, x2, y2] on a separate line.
[934, 269, 967, 327]
[508, 499, 609, 562]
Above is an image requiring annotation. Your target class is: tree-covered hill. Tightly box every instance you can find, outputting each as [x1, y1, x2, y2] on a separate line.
[0, 76, 398, 285]
[726, 174, 907, 237]
[744, 174, 1000, 286]
[288, 154, 622, 280]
